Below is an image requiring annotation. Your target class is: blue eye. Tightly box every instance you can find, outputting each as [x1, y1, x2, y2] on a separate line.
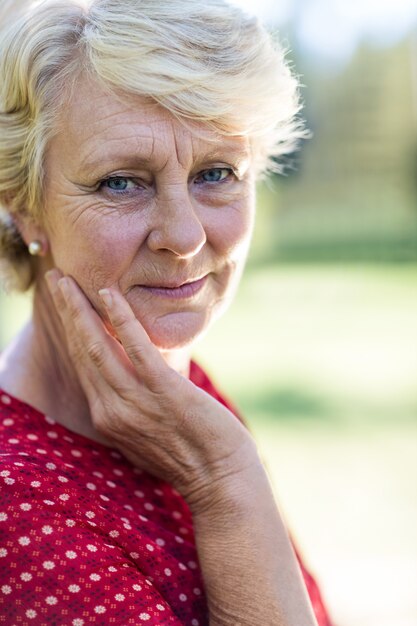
[99, 177, 143, 196]
[197, 168, 232, 183]
[106, 177, 130, 191]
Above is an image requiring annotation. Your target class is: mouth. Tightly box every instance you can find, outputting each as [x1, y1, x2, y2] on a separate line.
[137, 275, 208, 299]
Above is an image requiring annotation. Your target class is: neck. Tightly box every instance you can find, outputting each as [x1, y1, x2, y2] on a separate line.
[0, 278, 191, 444]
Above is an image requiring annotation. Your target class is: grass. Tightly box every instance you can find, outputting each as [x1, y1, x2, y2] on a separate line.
[1, 263, 416, 626]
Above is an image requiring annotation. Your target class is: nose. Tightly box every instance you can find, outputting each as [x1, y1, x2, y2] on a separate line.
[146, 192, 207, 258]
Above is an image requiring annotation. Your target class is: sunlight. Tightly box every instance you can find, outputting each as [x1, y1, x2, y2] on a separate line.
[230, 0, 417, 63]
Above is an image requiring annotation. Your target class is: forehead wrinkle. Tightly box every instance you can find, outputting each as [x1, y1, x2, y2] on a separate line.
[59, 82, 251, 178]
[151, 119, 227, 173]
[64, 97, 132, 146]
[75, 132, 251, 179]
[76, 119, 155, 155]
[76, 134, 156, 174]
[168, 118, 196, 172]
[189, 134, 251, 173]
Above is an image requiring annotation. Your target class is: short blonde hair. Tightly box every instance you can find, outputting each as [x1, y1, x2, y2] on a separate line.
[0, 0, 304, 290]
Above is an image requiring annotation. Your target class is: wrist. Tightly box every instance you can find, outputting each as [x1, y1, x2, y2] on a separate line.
[182, 447, 271, 520]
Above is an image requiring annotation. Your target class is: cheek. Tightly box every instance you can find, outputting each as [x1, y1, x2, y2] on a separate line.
[207, 197, 255, 261]
[47, 207, 146, 289]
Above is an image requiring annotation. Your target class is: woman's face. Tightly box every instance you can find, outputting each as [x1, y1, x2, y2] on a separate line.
[40, 78, 255, 350]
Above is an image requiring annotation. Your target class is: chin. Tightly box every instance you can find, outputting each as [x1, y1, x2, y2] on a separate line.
[143, 311, 211, 351]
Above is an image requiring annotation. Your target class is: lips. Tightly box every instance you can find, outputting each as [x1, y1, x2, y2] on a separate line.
[141, 276, 206, 289]
[137, 275, 208, 299]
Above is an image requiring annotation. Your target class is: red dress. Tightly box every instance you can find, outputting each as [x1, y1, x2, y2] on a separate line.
[0, 361, 333, 626]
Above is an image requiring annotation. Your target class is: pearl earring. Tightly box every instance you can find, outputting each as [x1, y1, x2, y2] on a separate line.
[28, 240, 42, 256]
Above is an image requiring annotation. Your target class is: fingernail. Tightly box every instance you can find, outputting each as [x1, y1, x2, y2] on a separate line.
[58, 277, 70, 302]
[99, 288, 113, 309]
[45, 270, 58, 294]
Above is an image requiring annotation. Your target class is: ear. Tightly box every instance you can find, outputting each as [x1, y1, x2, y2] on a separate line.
[12, 212, 50, 258]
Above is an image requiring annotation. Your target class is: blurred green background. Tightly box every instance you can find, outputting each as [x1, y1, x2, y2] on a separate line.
[1, 1, 416, 625]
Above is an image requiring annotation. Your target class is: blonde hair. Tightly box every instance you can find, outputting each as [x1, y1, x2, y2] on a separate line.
[0, 0, 304, 290]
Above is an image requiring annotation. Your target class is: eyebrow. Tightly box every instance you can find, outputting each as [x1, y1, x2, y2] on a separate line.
[78, 144, 250, 179]
[79, 155, 152, 177]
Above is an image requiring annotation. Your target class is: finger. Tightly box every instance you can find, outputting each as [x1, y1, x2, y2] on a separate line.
[46, 271, 93, 356]
[98, 287, 168, 385]
[45, 270, 108, 397]
[45, 268, 64, 307]
[46, 270, 87, 351]
[48, 273, 136, 391]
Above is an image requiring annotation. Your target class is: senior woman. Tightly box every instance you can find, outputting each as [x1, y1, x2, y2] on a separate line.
[0, 1, 333, 624]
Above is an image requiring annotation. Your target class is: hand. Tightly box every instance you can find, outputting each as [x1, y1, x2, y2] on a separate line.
[45, 271, 320, 626]
[45, 269, 258, 513]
